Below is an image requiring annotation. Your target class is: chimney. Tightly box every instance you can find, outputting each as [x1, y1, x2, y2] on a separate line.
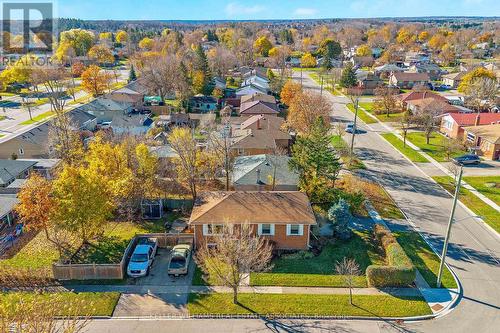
[256, 168, 261, 184]
[475, 113, 481, 126]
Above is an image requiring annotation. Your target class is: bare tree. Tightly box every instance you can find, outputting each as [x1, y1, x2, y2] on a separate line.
[32, 66, 70, 114]
[413, 101, 444, 144]
[373, 86, 398, 117]
[465, 77, 498, 112]
[335, 257, 360, 305]
[168, 126, 201, 199]
[443, 137, 465, 161]
[399, 110, 414, 148]
[196, 223, 273, 304]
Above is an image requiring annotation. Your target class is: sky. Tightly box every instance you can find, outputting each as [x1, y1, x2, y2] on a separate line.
[53, 0, 499, 20]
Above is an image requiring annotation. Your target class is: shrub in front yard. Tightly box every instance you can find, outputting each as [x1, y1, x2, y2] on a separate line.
[366, 224, 415, 287]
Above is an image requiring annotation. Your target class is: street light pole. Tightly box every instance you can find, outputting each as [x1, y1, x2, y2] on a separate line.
[437, 165, 463, 288]
[349, 97, 359, 158]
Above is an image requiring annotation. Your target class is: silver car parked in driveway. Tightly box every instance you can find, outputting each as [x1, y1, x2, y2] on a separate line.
[167, 244, 192, 277]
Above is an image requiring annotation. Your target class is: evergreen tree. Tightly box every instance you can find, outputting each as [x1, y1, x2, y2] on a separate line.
[328, 198, 352, 240]
[193, 44, 212, 95]
[289, 117, 341, 204]
[340, 64, 358, 88]
[128, 65, 137, 82]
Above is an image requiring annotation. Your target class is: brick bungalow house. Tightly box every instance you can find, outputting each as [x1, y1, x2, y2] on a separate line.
[463, 124, 500, 160]
[440, 113, 500, 139]
[389, 72, 431, 89]
[188, 191, 316, 250]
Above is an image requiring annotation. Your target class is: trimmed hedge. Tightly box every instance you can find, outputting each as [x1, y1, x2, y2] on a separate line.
[366, 224, 416, 287]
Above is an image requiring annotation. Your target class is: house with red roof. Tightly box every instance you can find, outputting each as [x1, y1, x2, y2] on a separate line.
[440, 113, 500, 139]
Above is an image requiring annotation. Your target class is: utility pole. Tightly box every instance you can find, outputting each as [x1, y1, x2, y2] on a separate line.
[320, 74, 324, 96]
[437, 165, 463, 288]
[300, 64, 303, 88]
[349, 97, 359, 158]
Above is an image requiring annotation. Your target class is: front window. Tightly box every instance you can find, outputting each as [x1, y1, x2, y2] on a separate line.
[259, 224, 274, 236]
[203, 224, 224, 235]
[287, 224, 303, 236]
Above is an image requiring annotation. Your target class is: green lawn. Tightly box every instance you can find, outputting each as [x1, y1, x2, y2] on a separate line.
[346, 104, 377, 124]
[463, 176, 500, 206]
[0, 292, 120, 316]
[374, 112, 406, 123]
[406, 132, 467, 162]
[433, 176, 500, 233]
[0, 221, 165, 272]
[20, 111, 55, 125]
[187, 293, 432, 317]
[381, 133, 429, 163]
[394, 232, 457, 288]
[250, 230, 384, 287]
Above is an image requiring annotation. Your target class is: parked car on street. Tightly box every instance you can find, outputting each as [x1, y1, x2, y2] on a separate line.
[167, 244, 192, 277]
[345, 123, 357, 134]
[452, 154, 481, 165]
[127, 237, 158, 278]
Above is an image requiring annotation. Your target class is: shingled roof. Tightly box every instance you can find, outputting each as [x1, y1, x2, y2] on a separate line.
[189, 191, 316, 225]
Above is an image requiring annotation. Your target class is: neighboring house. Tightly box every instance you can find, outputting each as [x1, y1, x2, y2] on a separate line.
[0, 159, 36, 187]
[240, 93, 276, 104]
[189, 95, 218, 113]
[232, 154, 299, 191]
[242, 74, 270, 91]
[0, 109, 96, 159]
[405, 98, 462, 115]
[107, 86, 144, 108]
[229, 115, 291, 156]
[389, 72, 431, 89]
[355, 71, 383, 95]
[107, 114, 154, 135]
[239, 100, 279, 117]
[0, 195, 18, 229]
[188, 191, 316, 250]
[351, 56, 374, 68]
[398, 91, 449, 107]
[148, 144, 178, 161]
[463, 124, 500, 160]
[407, 63, 442, 80]
[235, 84, 269, 97]
[440, 113, 500, 139]
[213, 77, 226, 90]
[76, 97, 132, 123]
[404, 52, 430, 66]
[18, 158, 61, 180]
[374, 64, 405, 78]
[442, 72, 467, 89]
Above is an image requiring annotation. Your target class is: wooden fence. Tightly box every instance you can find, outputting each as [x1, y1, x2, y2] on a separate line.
[52, 233, 194, 281]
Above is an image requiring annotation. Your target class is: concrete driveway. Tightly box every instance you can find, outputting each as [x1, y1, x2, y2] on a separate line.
[129, 248, 195, 286]
[113, 248, 195, 317]
[113, 293, 188, 317]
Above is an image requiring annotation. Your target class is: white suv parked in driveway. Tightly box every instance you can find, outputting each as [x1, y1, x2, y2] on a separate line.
[127, 238, 158, 278]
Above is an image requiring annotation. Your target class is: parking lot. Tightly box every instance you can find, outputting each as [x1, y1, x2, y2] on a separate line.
[129, 248, 195, 286]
